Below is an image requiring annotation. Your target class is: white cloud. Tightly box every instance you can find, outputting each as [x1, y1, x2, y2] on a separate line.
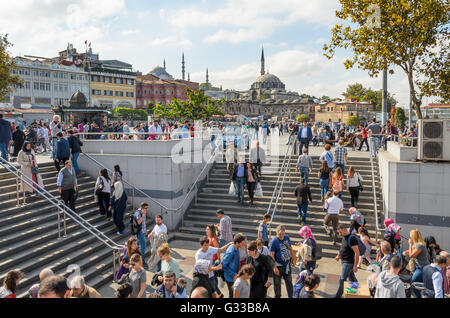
[151, 36, 193, 48]
[120, 29, 141, 36]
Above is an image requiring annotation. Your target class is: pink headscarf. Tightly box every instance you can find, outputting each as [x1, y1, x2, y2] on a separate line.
[384, 218, 394, 228]
[298, 226, 316, 243]
[349, 207, 358, 215]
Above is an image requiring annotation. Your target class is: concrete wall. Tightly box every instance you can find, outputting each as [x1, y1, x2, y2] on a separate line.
[78, 138, 215, 231]
[378, 145, 450, 251]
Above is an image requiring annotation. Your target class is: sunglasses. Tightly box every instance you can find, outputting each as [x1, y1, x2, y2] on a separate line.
[130, 263, 136, 267]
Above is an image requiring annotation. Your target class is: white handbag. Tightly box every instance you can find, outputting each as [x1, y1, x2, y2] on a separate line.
[255, 182, 263, 197]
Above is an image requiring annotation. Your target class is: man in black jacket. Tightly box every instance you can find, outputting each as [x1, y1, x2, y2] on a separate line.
[0, 114, 13, 161]
[232, 158, 248, 204]
[246, 240, 277, 298]
[294, 178, 312, 226]
[67, 130, 84, 177]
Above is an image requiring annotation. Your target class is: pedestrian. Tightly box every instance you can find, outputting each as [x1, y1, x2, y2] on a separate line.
[296, 149, 313, 185]
[222, 233, 247, 298]
[68, 275, 102, 298]
[323, 191, 343, 245]
[439, 251, 450, 296]
[250, 141, 266, 178]
[113, 165, 123, 184]
[226, 143, 236, 181]
[156, 243, 181, 282]
[57, 160, 78, 212]
[54, 132, 70, 173]
[246, 240, 276, 298]
[346, 166, 363, 208]
[148, 214, 168, 271]
[299, 274, 321, 298]
[28, 268, 54, 298]
[245, 162, 259, 206]
[294, 178, 312, 225]
[67, 130, 84, 178]
[215, 209, 233, 247]
[358, 124, 370, 151]
[355, 227, 379, 268]
[297, 121, 313, 155]
[402, 229, 430, 298]
[232, 158, 247, 204]
[11, 126, 25, 161]
[37, 275, 70, 298]
[297, 226, 317, 274]
[0, 113, 13, 161]
[319, 144, 334, 171]
[134, 203, 148, 267]
[333, 140, 348, 175]
[383, 218, 402, 251]
[421, 255, 447, 298]
[257, 214, 271, 247]
[256, 238, 270, 256]
[374, 256, 406, 298]
[128, 254, 147, 298]
[0, 270, 24, 298]
[111, 181, 127, 235]
[367, 118, 382, 157]
[191, 259, 216, 298]
[18, 142, 44, 197]
[94, 168, 112, 220]
[318, 161, 331, 202]
[331, 167, 345, 199]
[270, 225, 294, 298]
[116, 283, 133, 298]
[334, 225, 360, 298]
[233, 264, 256, 298]
[348, 207, 365, 234]
[50, 115, 65, 160]
[155, 271, 187, 298]
[424, 236, 438, 263]
[117, 237, 141, 281]
[293, 270, 309, 298]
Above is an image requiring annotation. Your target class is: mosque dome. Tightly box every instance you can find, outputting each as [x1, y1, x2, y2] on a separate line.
[148, 66, 174, 80]
[251, 73, 285, 90]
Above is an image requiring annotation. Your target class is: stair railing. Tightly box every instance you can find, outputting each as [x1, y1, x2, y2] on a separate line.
[266, 133, 296, 240]
[369, 138, 381, 241]
[0, 157, 123, 281]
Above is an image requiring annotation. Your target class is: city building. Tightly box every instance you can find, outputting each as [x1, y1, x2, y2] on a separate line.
[421, 103, 450, 119]
[314, 100, 375, 123]
[136, 57, 199, 108]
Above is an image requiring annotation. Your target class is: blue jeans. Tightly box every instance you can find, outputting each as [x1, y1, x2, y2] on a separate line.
[137, 232, 146, 262]
[411, 267, 424, 298]
[335, 262, 358, 298]
[210, 276, 222, 296]
[300, 167, 309, 185]
[0, 142, 8, 161]
[71, 152, 81, 174]
[51, 137, 58, 159]
[320, 178, 329, 197]
[234, 176, 245, 202]
[297, 204, 308, 223]
[156, 260, 162, 272]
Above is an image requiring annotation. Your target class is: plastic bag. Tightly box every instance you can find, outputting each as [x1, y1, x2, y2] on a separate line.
[229, 182, 236, 195]
[255, 182, 263, 197]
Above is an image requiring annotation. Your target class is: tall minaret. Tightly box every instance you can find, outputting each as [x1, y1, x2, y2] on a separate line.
[206, 68, 209, 84]
[182, 53, 185, 80]
[261, 46, 265, 76]
[164, 59, 166, 70]
[188, 72, 190, 82]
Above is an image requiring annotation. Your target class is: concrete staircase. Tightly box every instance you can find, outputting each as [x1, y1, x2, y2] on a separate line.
[0, 161, 161, 298]
[176, 154, 383, 259]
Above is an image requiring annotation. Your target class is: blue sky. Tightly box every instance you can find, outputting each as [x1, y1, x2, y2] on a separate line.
[0, 0, 437, 107]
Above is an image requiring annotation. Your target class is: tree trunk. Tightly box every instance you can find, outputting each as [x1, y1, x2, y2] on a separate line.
[406, 71, 423, 120]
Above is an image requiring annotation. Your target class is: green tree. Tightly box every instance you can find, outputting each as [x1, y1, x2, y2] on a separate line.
[394, 107, 407, 129]
[321, 95, 331, 102]
[0, 34, 23, 101]
[110, 108, 147, 121]
[324, 0, 450, 119]
[361, 89, 398, 111]
[296, 114, 311, 123]
[154, 87, 225, 120]
[346, 115, 361, 127]
[342, 83, 368, 101]
[147, 101, 155, 115]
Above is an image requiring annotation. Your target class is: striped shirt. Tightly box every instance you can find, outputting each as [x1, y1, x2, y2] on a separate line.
[219, 215, 233, 242]
[334, 145, 347, 165]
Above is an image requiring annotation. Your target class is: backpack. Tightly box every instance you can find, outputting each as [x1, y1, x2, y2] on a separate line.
[130, 211, 142, 235]
[348, 234, 366, 256]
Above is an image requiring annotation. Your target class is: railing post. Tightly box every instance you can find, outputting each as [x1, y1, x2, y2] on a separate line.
[62, 202, 67, 237]
[16, 175, 20, 207]
[132, 187, 135, 210]
[57, 202, 61, 239]
[113, 249, 117, 283]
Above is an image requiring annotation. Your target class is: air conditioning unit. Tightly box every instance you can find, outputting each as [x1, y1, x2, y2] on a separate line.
[418, 119, 450, 161]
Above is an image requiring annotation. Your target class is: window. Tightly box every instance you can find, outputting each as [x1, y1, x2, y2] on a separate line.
[59, 84, 63, 91]
[25, 81, 30, 89]
[91, 75, 100, 82]
[45, 72, 50, 77]
[40, 82, 45, 90]
[63, 73, 67, 79]
[115, 77, 123, 84]
[137, 100, 141, 106]
[34, 82, 39, 90]
[104, 90, 113, 96]
[115, 91, 124, 97]
[71, 74, 76, 80]
[155, 90, 158, 95]
[126, 79, 134, 85]
[46, 83, 51, 91]
[92, 89, 101, 95]
[54, 83, 58, 91]
[143, 90, 146, 95]
[104, 76, 112, 83]
[126, 92, 134, 98]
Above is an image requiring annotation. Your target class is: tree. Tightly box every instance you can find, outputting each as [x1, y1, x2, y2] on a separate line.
[390, 106, 396, 124]
[154, 87, 225, 120]
[324, 0, 450, 119]
[110, 108, 147, 121]
[147, 101, 155, 115]
[296, 114, 310, 123]
[394, 107, 407, 129]
[361, 88, 397, 111]
[0, 34, 23, 101]
[342, 83, 368, 101]
[321, 95, 331, 102]
[346, 115, 361, 127]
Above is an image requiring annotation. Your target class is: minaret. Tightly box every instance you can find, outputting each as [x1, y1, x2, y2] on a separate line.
[261, 46, 265, 76]
[164, 59, 166, 70]
[188, 73, 190, 82]
[182, 53, 185, 80]
[206, 68, 209, 84]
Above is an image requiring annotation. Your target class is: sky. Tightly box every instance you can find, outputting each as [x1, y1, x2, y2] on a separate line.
[0, 0, 440, 108]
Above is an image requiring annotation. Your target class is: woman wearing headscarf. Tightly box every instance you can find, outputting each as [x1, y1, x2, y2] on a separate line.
[111, 181, 127, 235]
[17, 142, 44, 197]
[190, 259, 215, 298]
[348, 207, 365, 234]
[424, 236, 437, 263]
[298, 226, 317, 274]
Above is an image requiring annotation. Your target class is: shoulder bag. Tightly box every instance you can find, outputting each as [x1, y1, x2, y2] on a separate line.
[95, 177, 104, 196]
[357, 173, 364, 192]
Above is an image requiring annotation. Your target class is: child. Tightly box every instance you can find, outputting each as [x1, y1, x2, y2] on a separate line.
[299, 274, 321, 298]
[177, 277, 187, 290]
[323, 191, 333, 212]
[356, 227, 379, 268]
[233, 264, 256, 298]
[257, 214, 271, 247]
[348, 207, 365, 234]
[256, 238, 270, 256]
[383, 218, 402, 250]
[293, 270, 309, 298]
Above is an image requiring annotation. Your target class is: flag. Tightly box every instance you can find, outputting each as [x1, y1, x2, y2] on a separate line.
[85, 40, 87, 45]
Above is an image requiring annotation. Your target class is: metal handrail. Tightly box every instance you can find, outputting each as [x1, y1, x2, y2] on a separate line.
[266, 133, 295, 238]
[369, 138, 380, 241]
[81, 142, 219, 216]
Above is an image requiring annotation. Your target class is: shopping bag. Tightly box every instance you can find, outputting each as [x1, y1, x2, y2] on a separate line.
[229, 182, 236, 195]
[255, 182, 263, 197]
[9, 145, 14, 155]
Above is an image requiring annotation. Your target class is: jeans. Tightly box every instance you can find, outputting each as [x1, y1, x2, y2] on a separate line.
[411, 267, 424, 298]
[300, 167, 309, 185]
[61, 188, 76, 212]
[71, 152, 81, 175]
[349, 187, 360, 208]
[137, 232, 146, 262]
[0, 142, 8, 161]
[97, 192, 111, 218]
[370, 137, 381, 157]
[335, 262, 358, 298]
[226, 281, 234, 298]
[273, 265, 293, 298]
[358, 138, 369, 151]
[297, 204, 308, 223]
[51, 137, 58, 159]
[299, 138, 309, 154]
[320, 178, 329, 197]
[210, 276, 222, 296]
[234, 176, 245, 202]
[334, 163, 345, 176]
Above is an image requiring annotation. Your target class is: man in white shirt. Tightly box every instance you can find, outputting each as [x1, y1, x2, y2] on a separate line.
[323, 191, 344, 245]
[149, 120, 163, 140]
[195, 236, 232, 298]
[148, 214, 168, 272]
[122, 121, 130, 139]
[250, 141, 266, 178]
